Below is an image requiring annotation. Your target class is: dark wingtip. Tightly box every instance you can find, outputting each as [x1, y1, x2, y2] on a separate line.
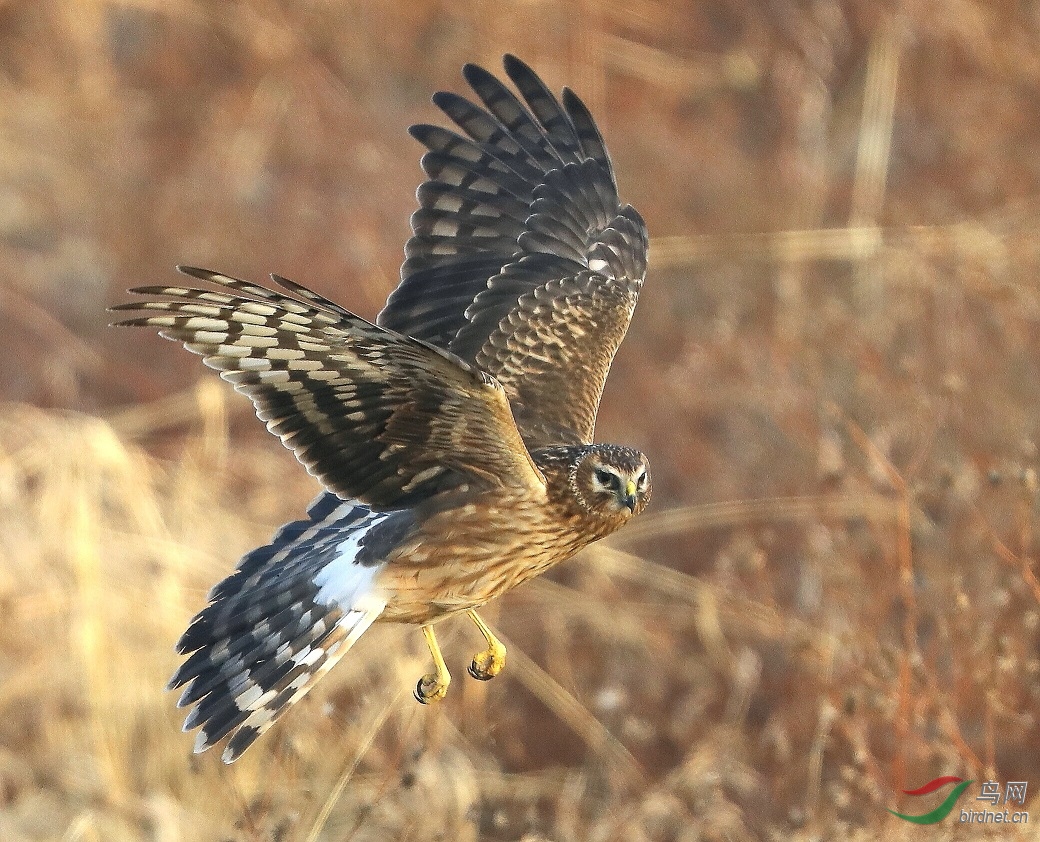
[431, 90, 455, 110]
[176, 265, 214, 281]
[108, 296, 145, 327]
[502, 53, 530, 77]
[107, 302, 138, 313]
[407, 123, 431, 143]
[461, 61, 495, 88]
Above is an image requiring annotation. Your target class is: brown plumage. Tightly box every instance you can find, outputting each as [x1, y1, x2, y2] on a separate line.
[112, 55, 651, 762]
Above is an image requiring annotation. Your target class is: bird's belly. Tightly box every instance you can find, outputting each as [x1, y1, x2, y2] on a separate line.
[376, 506, 587, 625]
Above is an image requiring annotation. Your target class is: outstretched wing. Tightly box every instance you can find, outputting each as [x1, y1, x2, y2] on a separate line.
[112, 266, 543, 508]
[378, 55, 648, 447]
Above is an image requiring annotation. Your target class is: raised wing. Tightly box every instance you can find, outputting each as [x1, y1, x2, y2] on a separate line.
[378, 55, 648, 447]
[112, 266, 544, 508]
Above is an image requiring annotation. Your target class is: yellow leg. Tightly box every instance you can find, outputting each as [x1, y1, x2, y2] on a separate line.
[466, 609, 507, 681]
[414, 625, 451, 704]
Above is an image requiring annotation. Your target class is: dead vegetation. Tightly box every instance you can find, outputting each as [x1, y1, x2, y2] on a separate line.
[2, 0, 1040, 839]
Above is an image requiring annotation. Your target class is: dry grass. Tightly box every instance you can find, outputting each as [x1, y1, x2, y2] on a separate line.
[5, 391, 1023, 842]
[6, 387, 1038, 841]
[4, 0, 1040, 839]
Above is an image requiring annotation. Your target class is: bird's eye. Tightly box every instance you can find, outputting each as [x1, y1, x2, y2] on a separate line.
[636, 470, 648, 489]
[594, 468, 615, 488]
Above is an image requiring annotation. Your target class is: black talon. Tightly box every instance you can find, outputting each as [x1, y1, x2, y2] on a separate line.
[414, 679, 428, 704]
[468, 661, 493, 681]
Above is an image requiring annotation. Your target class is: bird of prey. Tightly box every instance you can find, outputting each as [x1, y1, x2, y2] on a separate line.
[113, 55, 651, 763]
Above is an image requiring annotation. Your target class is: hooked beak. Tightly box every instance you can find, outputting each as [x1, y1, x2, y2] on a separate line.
[622, 480, 637, 512]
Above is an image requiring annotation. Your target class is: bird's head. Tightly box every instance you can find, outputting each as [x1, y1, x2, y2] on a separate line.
[571, 445, 651, 520]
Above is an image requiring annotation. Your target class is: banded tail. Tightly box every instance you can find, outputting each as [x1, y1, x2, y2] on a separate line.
[168, 493, 396, 763]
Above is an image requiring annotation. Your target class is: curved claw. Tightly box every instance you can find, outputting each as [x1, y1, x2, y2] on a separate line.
[468, 648, 505, 681]
[466, 610, 506, 682]
[415, 625, 451, 704]
[414, 672, 450, 704]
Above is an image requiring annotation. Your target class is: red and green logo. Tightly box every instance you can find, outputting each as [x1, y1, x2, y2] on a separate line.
[888, 776, 974, 824]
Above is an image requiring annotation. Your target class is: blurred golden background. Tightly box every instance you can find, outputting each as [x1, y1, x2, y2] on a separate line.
[3, 0, 1040, 839]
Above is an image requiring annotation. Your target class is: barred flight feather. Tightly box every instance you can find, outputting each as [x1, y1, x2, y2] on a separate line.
[112, 267, 543, 508]
[379, 54, 648, 447]
[167, 495, 390, 763]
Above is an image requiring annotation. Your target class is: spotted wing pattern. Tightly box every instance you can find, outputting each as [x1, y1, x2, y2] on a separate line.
[112, 266, 544, 509]
[378, 55, 649, 447]
[167, 493, 390, 762]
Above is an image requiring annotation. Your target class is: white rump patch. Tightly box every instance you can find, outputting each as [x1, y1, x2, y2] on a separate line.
[312, 515, 390, 612]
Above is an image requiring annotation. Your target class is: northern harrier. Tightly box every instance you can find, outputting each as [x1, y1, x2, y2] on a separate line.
[114, 55, 651, 762]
